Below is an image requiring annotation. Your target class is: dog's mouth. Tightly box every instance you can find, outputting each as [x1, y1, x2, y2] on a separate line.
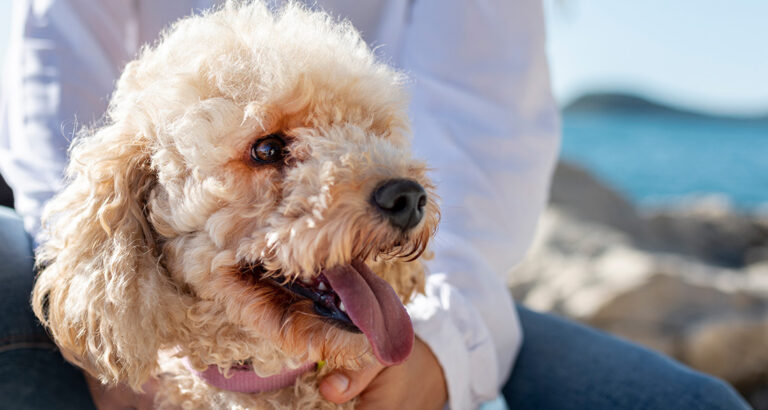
[272, 271, 361, 333]
[242, 259, 414, 366]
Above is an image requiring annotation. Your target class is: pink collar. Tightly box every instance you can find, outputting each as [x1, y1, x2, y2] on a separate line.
[185, 360, 317, 393]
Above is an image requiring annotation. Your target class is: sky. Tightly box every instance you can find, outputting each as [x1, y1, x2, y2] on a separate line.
[543, 0, 768, 116]
[1, 1, 767, 117]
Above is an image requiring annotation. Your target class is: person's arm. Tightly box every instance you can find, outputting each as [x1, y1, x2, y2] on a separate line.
[319, 0, 559, 407]
[404, 0, 560, 407]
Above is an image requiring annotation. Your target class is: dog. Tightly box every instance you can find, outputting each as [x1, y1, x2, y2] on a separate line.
[31, 1, 439, 408]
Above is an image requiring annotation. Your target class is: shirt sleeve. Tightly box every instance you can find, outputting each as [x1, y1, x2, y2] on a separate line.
[0, 0, 128, 237]
[0, 0, 201, 239]
[399, 0, 561, 408]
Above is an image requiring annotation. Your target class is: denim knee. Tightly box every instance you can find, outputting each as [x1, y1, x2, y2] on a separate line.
[0, 206, 50, 349]
[505, 305, 750, 410]
[674, 371, 750, 410]
[0, 206, 34, 275]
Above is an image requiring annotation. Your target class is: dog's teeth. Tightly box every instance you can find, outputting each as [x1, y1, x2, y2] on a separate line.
[318, 282, 327, 291]
[338, 302, 346, 312]
[301, 277, 312, 285]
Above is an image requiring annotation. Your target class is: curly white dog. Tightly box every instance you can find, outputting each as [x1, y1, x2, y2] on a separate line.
[32, 1, 439, 408]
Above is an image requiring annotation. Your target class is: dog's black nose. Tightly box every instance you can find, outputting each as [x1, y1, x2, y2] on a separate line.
[372, 179, 427, 231]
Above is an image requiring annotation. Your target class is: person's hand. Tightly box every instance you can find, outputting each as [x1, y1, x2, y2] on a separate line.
[84, 372, 159, 410]
[319, 337, 448, 409]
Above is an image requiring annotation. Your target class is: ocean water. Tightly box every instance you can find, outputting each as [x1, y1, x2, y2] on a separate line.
[560, 112, 768, 209]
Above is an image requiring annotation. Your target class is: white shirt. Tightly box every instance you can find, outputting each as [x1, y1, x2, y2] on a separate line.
[0, 1, 560, 408]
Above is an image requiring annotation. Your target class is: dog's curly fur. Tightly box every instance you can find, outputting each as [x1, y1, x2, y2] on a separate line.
[31, 2, 439, 408]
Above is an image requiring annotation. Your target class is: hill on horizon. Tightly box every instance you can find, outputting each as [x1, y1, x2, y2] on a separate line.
[564, 93, 768, 123]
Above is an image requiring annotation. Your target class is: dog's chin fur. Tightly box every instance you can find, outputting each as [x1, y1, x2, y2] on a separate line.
[30, 1, 439, 409]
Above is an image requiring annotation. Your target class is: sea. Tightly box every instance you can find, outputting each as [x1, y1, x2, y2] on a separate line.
[559, 110, 768, 210]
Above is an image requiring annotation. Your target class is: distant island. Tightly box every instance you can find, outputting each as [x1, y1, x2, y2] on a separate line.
[564, 92, 768, 123]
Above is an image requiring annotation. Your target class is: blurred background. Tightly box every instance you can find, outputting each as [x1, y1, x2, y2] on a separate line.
[510, 1, 768, 407]
[1, 0, 767, 407]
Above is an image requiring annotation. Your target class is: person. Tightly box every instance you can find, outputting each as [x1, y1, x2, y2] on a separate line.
[0, 1, 750, 409]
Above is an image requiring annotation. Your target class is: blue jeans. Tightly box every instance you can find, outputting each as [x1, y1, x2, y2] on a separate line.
[0, 207, 749, 409]
[504, 307, 749, 409]
[0, 207, 95, 409]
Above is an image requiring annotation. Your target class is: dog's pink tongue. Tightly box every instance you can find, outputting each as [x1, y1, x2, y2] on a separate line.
[322, 259, 414, 366]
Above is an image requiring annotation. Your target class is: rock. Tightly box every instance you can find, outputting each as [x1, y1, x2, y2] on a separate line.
[549, 162, 650, 241]
[646, 206, 768, 267]
[549, 162, 768, 267]
[683, 316, 768, 389]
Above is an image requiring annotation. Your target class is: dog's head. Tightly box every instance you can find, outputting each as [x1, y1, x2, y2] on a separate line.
[32, 1, 438, 390]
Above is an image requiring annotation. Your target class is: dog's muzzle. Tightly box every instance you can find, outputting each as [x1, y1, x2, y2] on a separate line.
[371, 178, 427, 231]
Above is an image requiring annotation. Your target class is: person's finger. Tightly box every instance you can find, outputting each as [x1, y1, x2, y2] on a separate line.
[319, 362, 385, 404]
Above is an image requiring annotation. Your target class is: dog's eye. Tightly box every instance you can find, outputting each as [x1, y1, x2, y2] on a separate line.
[251, 135, 286, 164]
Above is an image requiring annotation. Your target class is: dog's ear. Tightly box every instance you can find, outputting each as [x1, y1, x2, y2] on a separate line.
[32, 121, 180, 390]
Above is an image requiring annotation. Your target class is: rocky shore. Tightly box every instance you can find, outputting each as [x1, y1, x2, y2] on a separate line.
[509, 161, 768, 408]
